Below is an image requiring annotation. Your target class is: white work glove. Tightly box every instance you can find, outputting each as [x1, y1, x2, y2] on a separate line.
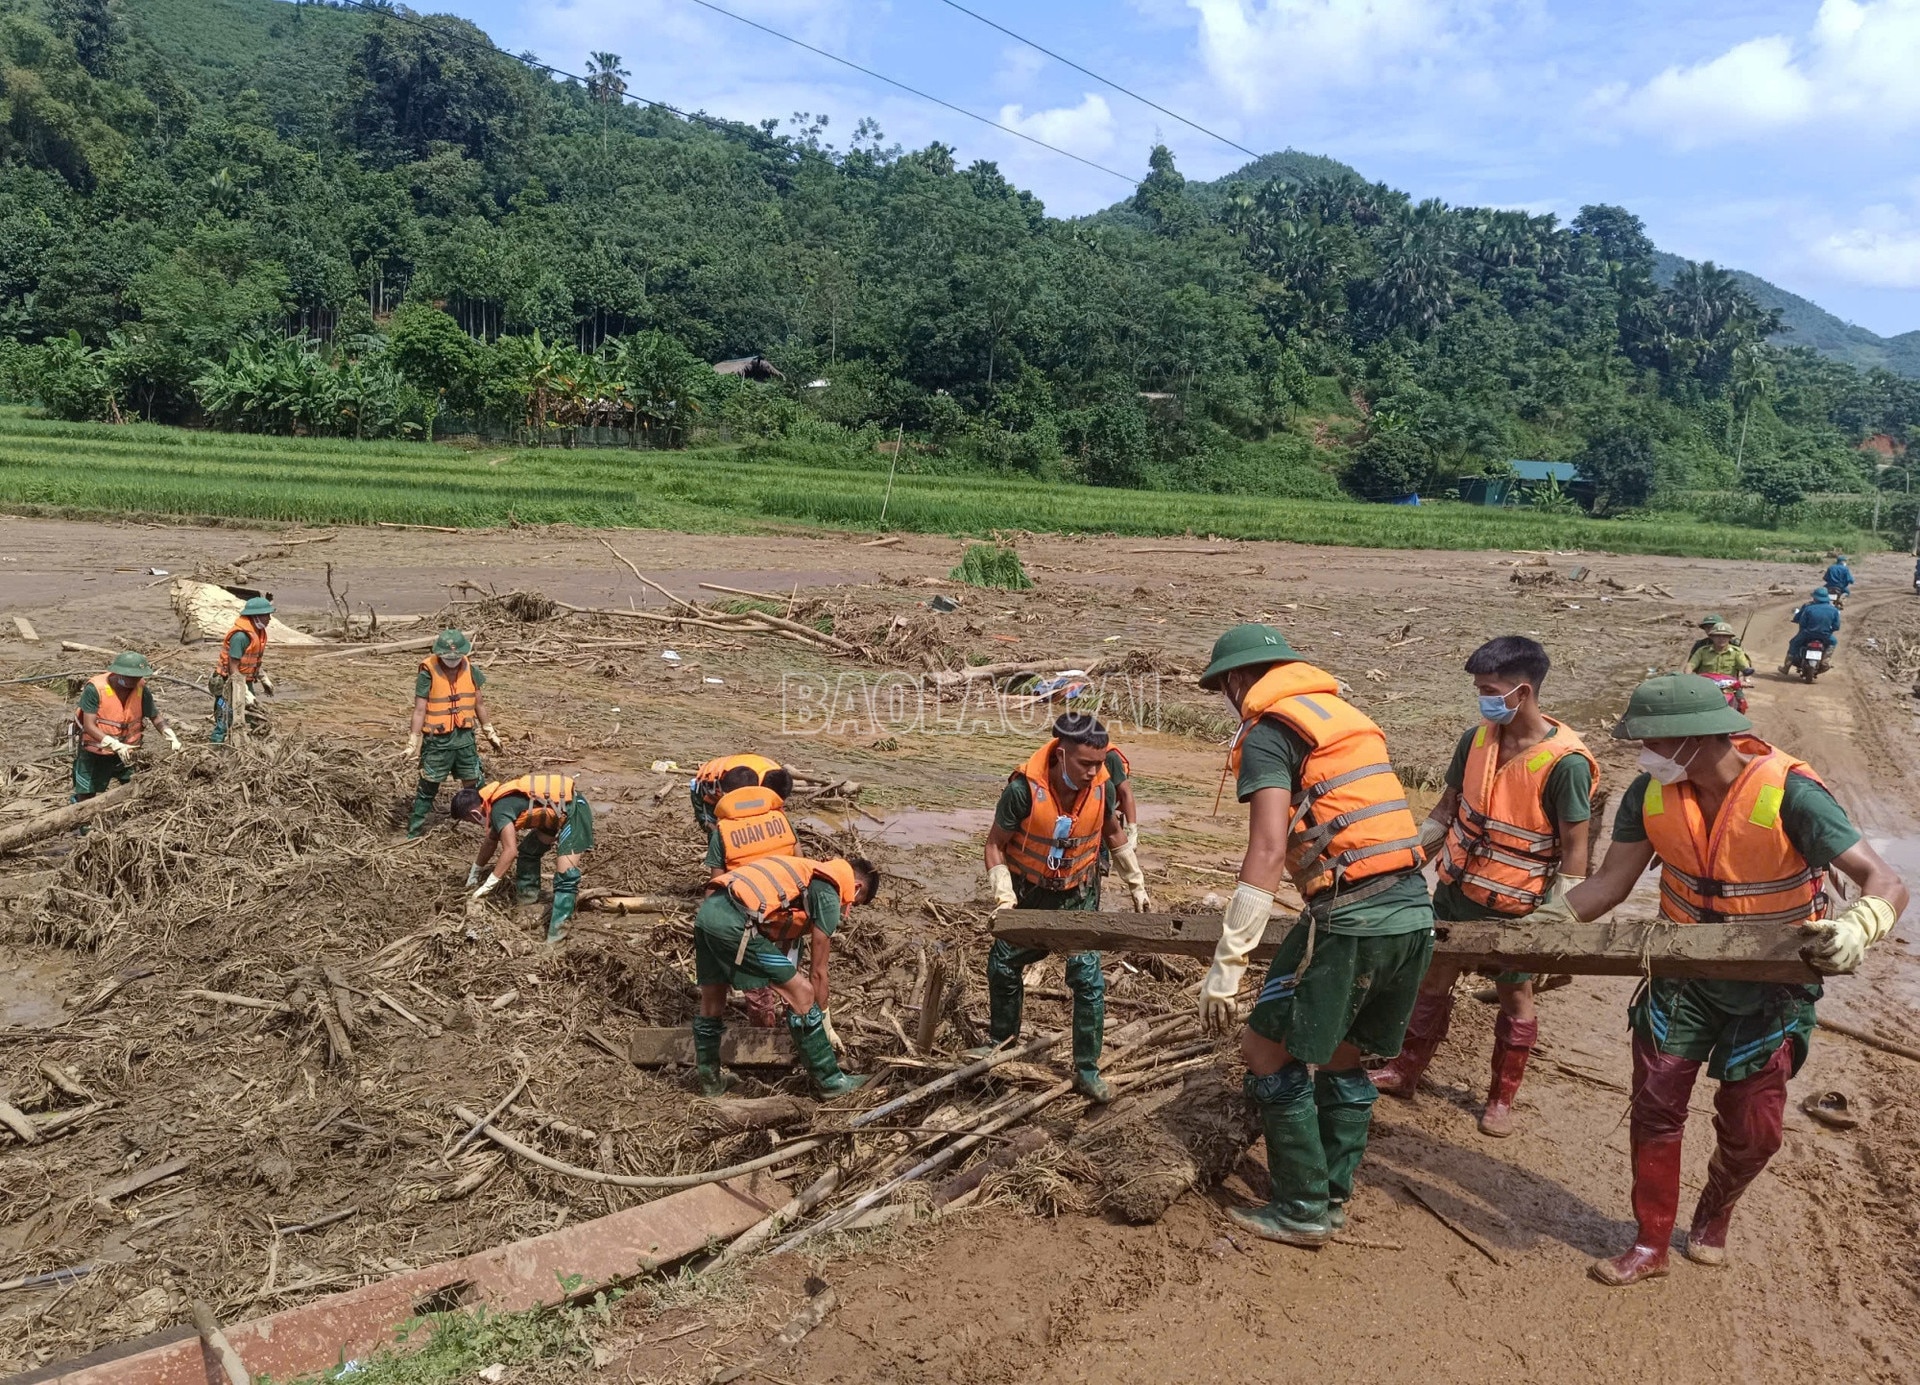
[236, 681, 256, 709]
[259, 674, 275, 696]
[1110, 838, 1152, 913]
[1200, 883, 1274, 1034]
[987, 863, 1017, 913]
[1418, 816, 1448, 857]
[482, 723, 503, 752]
[1528, 874, 1585, 926]
[406, 732, 422, 759]
[98, 734, 134, 763]
[471, 873, 501, 901]
[1800, 897, 1898, 975]
[162, 727, 182, 753]
[466, 863, 483, 888]
[821, 1008, 844, 1052]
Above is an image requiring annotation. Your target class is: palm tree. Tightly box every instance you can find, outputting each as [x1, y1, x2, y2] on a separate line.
[585, 52, 629, 151]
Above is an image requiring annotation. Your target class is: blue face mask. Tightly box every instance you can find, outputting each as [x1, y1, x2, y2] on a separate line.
[1478, 690, 1520, 725]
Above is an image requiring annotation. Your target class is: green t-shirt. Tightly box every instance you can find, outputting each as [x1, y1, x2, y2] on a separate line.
[413, 661, 488, 699]
[1236, 719, 1433, 937]
[1432, 724, 1593, 922]
[1104, 750, 1129, 785]
[1612, 768, 1861, 868]
[78, 681, 158, 722]
[227, 629, 254, 662]
[488, 792, 530, 834]
[1685, 645, 1754, 677]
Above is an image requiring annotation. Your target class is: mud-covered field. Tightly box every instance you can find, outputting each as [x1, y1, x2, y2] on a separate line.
[3, 515, 1918, 1383]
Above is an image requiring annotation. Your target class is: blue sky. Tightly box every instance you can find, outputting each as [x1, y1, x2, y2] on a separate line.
[444, 0, 1920, 337]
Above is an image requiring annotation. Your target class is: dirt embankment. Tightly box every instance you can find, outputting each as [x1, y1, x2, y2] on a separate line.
[2, 515, 1917, 1382]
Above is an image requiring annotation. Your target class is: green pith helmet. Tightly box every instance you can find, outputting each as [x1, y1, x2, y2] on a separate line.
[433, 628, 473, 658]
[1612, 674, 1751, 741]
[107, 650, 153, 679]
[1199, 623, 1303, 690]
[1697, 613, 1723, 629]
[1707, 620, 1735, 637]
[240, 596, 274, 617]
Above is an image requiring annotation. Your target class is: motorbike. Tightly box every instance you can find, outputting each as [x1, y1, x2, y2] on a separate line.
[1702, 672, 1751, 713]
[1788, 638, 1830, 684]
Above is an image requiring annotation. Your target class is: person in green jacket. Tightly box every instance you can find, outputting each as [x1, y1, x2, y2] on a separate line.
[405, 629, 502, 837]
[72, 651, 181, 801]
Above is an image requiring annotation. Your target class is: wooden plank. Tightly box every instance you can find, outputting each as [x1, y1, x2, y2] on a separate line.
[991, 910, 1821, 984]
[13, 616, 40, 642]
[628, 1027, 793, 1067]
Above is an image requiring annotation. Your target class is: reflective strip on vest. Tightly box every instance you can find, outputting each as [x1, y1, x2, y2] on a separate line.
[1002, 741, 1110, 891]
[1437, 719, 1597, 918]
[215, 618, 267, 679]
[714, 786, 797, 870]
[482, 773, 578, 835]
[1641, 745, 1826, 926]
[76, 673, 144, 752]
[718, 855, 822, 944]
[420, 657, 480, 734]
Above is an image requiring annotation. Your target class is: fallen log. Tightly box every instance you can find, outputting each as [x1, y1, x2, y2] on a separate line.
[990, 911, 1821, 984]
[700, 1095, 816, 1132]
[628, 1026, 793, 1067]
[583, 894, 682, 915]
[299, 635, 436, 660]
[0, 785, 136, 856]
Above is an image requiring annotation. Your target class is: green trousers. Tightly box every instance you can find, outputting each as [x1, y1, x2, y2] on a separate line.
[72, 748, 131, 802]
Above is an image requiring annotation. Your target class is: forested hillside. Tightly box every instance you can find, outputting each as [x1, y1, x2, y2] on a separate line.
[1, 0, 1916, 517]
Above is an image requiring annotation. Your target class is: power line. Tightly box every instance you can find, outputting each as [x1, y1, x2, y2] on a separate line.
[933, 0, 1262, 162]
[674, 0, 1136, 184]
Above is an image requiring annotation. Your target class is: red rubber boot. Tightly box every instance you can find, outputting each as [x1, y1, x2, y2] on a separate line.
[1687, 1040, 1791, 1266]
[1369, 990, 1455, 1098]
[1478, 1013, 1537, 1137]
[1592, 1036, 1699, 1286]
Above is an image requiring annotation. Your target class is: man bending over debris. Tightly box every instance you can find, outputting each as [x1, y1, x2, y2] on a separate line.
[704, 762, 798, 876]
[72, 651, 181, 801]
[977, 712, 1130, 1104]
[405, 629, 502, 837]
[453, 772, 595, 941]
[1566, 675, 1907, 1285]
[1372, 636, 1595, 1137]
[210, 596, 274, 744]
[690, 753, 785, 834]
[692, 854, 880, 1097]
[1197, 624, 1435, 1247]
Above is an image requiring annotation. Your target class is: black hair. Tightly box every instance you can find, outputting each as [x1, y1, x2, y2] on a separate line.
[1052, 711, 1110, 749]
[849, 855, 881, 902]
[450, 786, 483, 820]
[1464, 636, 1550, 690]
[716, 764, 760, 794]
[761, 767, 794, 799]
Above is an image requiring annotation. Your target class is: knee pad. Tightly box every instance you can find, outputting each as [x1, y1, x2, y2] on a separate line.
[1315, 1067, 1378, 1109]
[1246, 1061, 1313, 1109]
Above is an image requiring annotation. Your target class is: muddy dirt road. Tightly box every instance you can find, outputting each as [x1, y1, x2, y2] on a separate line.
[3, 514, 1918, 1383]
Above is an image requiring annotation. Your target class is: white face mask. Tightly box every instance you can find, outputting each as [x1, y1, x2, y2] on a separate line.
[1638, 742, 1696, 786]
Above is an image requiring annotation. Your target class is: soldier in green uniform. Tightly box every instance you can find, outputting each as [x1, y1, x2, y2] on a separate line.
[1198, 625, 1435, 1247]
[72, 651, 182, 801]
[692, 855, 880, 1097]
[978, 713, 1129, 1103]
[405, 630, 502, 837]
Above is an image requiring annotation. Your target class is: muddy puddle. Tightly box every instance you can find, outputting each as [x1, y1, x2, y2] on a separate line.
[0, 953, 75, 1029]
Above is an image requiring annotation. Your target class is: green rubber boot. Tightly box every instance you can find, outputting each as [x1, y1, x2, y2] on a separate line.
[1230, 1065, 1331, 1248]
[546, 867, 580, 942]
[514, 840, 544, 904]
[789, 1004, 867, 1096]
[692, 1016, 733, 1097]
[1066, 949, 1110, 1103]
[1317, 1067, 1379, 1234]
[406, 778, 439, 838]
[984, 939, 1031, 1044]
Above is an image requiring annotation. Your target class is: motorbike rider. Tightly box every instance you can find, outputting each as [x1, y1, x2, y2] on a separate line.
[1783, 588, 1841, 674]
[1823, 555, 1854, 601]
[1686, 621, 1754, 709]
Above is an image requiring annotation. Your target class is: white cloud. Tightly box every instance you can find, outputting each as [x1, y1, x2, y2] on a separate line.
[1806, 202, 1920, 288]
[1602, 0, 1920, 145]
[996, 93, 1117, 155]
[1183, 0, 1501, 111]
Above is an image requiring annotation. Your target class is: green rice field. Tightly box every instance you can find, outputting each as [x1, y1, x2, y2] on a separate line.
[0, 411, 1873, 560]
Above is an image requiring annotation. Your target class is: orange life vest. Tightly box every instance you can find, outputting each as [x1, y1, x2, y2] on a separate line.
[1227, 663, 1424, 900]
[215, 616, 268, 680]
[712, 785, 797, 872]
[1002, 740, 1111, 892]
[76, 673, 145, 753]
[1641, 736, 1830, 926]
[694, 753, 783, 807]
[480, 773, 578, 836]
[712, 856, 857, 944]
[419, 656, 480, 734]
[1438, 719, 1599, 916]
